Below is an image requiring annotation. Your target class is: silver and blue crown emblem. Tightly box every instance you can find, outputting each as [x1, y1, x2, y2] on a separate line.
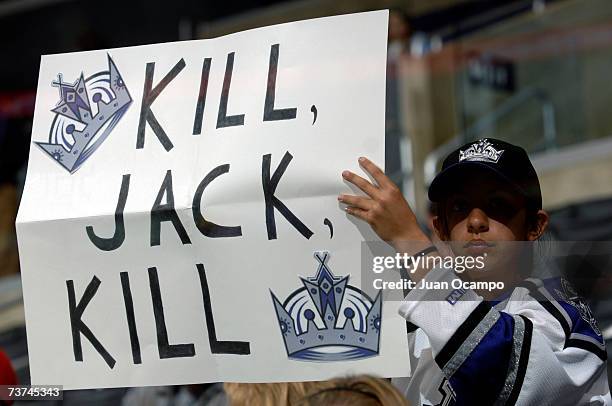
[557, 279, 602, 336]
[459, 139, 504, 164]
[36, 54, 132, 173]
[271, 252, 382, 361]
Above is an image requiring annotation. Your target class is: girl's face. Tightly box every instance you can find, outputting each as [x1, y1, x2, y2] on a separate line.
[433, 170, 548, 281]
[444, 176, 529, 245]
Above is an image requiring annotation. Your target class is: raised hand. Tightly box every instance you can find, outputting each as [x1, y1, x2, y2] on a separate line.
[339, 157, 430, 248]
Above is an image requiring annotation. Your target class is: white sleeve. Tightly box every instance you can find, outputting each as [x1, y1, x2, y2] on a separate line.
[398, 268, 611, 405]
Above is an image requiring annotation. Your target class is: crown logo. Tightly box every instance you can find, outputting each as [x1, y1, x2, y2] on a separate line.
[459, 139, 504, 163]
[556, 279, 601, 336]
[271, 252, 382, 361]
[36, 54, 132, 173]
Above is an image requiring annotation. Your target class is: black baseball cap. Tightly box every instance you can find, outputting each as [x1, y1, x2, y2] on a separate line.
[428, 138, 542, 209]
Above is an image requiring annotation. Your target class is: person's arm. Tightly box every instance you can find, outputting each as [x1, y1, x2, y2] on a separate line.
[399, 268, 611, 404]
[340, 158, 611, 404]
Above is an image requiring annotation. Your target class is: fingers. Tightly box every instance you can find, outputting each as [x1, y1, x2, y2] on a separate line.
[340, 157, 400, 227]
[358, 157, 393, 189]
[342, 170, 379, 198]
[338, 194, 373, 210]
[345, 206, 369, 223]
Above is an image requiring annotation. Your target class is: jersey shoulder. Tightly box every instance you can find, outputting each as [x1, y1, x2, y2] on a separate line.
[513, 277, 606, 360]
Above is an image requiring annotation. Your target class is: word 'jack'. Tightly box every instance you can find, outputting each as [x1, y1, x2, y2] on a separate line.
[66, 44, 322, 369]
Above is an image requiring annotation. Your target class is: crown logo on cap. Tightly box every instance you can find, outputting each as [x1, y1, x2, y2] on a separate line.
[36, 54, 132, 173]
[271, 252, 382, 361]
[459, 139, 504, 164]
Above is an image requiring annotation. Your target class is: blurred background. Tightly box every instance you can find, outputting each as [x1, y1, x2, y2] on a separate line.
[1, 0, 612, 403]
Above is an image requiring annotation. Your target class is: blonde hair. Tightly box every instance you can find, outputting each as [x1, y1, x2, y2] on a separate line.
[298, 376, 409, 406]
[224, 381, 329, 406]
[225, 376, 408, 406]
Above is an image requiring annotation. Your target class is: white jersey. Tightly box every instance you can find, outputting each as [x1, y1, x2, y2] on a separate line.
[393, 267, 611, 405]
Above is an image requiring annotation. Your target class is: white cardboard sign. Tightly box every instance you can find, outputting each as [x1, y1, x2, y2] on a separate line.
[16, 10, 411, 389]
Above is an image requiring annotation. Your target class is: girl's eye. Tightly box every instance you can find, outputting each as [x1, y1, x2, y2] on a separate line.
[450, 199, 469, 213]
[487, 197, 516, 217]
[489, 197, 507, 209]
